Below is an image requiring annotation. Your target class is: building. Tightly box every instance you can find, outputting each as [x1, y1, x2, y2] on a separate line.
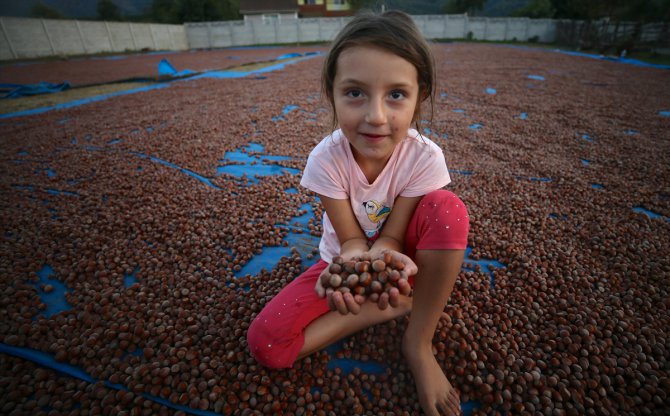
[239, 0, 300, 22]
[297, 0, 353, 17]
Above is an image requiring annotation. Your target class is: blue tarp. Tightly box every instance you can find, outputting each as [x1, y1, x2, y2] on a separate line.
[0, 84, 170, 119]
[0, 81, 70, 98]
[157, 59, 196, 77]
[1, 53, 322, 119]
[554, 49, 670, 70]
[276, 52, 302, 60]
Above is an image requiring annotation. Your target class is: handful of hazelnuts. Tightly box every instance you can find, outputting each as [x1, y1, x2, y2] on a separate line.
[321, 252, 409, 298]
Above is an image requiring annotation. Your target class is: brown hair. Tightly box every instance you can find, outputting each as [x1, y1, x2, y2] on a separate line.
[321, 10, 436, 132]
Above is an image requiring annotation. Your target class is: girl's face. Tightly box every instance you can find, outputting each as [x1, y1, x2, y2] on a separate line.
[333, 45, 419, 170]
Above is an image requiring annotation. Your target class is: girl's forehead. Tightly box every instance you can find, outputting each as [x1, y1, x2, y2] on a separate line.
[335, 45, 417, 79]
[338, 44, 401, 61]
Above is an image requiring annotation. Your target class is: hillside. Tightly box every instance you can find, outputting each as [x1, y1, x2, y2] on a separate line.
[0, 0, 152, 19]
[0, 0, 531, 19]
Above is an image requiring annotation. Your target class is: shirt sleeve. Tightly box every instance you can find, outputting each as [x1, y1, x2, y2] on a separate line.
[300, 141, 349, 199]
[400, 141, 451, 197]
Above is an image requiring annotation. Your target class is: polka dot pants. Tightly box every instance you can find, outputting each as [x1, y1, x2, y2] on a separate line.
[247, 190, 469, 368]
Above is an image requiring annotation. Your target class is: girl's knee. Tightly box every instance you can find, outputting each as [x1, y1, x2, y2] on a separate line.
[247, 315, 290, 369]
[422, 190, 468, 216]
[409, 189, 469, 250]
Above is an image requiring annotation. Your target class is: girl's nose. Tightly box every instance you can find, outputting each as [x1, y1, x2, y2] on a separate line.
[365, 98, 387, 125]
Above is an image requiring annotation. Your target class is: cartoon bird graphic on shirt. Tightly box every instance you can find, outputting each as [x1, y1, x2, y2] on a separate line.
[363, 200, 391, 223]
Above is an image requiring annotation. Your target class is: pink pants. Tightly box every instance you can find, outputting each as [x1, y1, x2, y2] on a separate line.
[247, 190, 469, 368]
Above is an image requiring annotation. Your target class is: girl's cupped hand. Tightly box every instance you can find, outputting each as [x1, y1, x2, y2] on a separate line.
[314, 250, 414, 315]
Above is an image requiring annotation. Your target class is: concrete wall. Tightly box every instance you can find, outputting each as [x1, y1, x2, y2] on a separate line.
[186, 14, 558, 49]
[0, 17, 188, 60]
[1, 15, 664, 61]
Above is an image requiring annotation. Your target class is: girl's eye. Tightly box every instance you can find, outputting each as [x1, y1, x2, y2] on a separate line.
[346, 89, 362, 98]
[390, 91, 405, 100]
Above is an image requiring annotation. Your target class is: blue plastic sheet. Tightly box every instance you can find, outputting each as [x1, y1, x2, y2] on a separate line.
[554, 50, 670, 70]
[0, 84, 170, 119]
[276, 52, 302, 60]
[633, 206, 670, 221]
[1, 53, 323, 119]
[0, 81, 70, 98]
[157, 59, 196, 77]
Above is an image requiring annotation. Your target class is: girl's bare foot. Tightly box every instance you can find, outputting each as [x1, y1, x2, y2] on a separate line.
[403, 340, 461, 416]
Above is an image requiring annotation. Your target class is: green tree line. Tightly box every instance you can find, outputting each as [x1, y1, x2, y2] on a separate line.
[30, 0, 669, 23]
[30, 0, 241, 23]
[511, 0, 670, 22]
[350, 0, 670, 22]
[149, 0, 240, 23]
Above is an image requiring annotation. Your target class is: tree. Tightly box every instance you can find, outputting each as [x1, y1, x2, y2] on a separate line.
[151, 0, 179, 23]
[150, 0, 240, 23]
[511, 0, 555, 18]
[98, 0, 123, 21]
[549, 0, 670, 22]
[550, 0, 604, 20]
[347, 0, 377, 11]
[616, 0, 670, 22]
[30, 1, 67, 19]
[444, 0, 487, 15]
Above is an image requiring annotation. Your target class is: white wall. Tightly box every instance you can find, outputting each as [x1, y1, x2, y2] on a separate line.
[0, 15, 663, 61]
[186, 14, 559, 49]
[0, 17, 188, 60]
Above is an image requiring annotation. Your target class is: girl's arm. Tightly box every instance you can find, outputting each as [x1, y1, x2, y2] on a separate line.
[319, 194, 369, 259]
[368, 195, 422, 258]
[314, 195, 370, 314]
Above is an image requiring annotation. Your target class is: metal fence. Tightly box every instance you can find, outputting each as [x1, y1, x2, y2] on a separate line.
[555, 20, 670, 54]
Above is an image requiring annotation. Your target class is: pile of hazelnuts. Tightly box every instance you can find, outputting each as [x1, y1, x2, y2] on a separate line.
[321, 252, 409, 299]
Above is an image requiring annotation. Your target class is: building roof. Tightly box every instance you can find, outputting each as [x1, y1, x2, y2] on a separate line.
[239, 0, 299, 14]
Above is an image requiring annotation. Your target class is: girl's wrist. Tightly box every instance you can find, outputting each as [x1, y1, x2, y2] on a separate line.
[368, 236, 402, 257]
[339, 238, 370, 260]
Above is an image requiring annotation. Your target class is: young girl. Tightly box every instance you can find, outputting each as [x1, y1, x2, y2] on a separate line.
[248, 10, 469, 416]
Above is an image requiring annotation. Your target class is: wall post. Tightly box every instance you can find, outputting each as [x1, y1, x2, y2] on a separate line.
[0, 17, 18, 59]
[250, 19, 257, 45]
[525, 18, 530, 41]
[296, 18, 301, 43]
[104, 21, 115, 52]
[129, 22, 138, 50]
[464, 14, 469, 38]
[149, 24, 157, 50]
[228, 22, 235, 47]
[75, 20, 88, 54]
[206, 22, 212, 48]
[504, 18, 509, 40]
[41, 19, 57, 55]
[274, 18, 279, 43]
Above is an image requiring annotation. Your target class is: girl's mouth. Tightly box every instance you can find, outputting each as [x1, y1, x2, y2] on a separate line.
[361, 133, 387, 141]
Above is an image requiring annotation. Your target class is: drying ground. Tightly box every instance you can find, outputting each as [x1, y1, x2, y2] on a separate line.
[1, 43, 669, 415]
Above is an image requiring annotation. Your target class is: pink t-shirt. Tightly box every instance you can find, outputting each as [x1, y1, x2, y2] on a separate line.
[300, 128, 451, 263]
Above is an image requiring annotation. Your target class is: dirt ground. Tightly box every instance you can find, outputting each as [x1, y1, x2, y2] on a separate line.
[0, 43, 668, 415]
